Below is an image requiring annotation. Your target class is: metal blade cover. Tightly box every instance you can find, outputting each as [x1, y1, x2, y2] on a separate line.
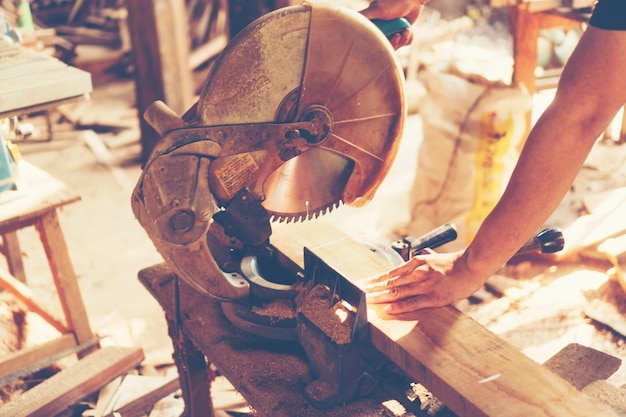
[194, 2, 406, 221]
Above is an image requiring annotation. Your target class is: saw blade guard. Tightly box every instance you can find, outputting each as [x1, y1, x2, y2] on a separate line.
[196, 1, 406, 221]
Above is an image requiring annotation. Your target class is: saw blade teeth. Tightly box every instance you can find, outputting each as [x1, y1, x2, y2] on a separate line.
[266, 200, 345, 224]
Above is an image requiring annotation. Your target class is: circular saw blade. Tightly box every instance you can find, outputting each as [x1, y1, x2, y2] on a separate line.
[195, 2, 405, 221]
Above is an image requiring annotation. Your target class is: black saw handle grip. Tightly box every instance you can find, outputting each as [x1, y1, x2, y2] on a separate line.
[510, 227, 565, 260]
[392, 223, 458, 261]
[392, 225, 564, 262]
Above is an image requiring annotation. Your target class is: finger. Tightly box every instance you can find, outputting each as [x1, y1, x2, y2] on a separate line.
[383, 294, 435, 314]
[366, 279, 430, 304]
[363, 257, 425, 285]
[396, 28, 414, 49]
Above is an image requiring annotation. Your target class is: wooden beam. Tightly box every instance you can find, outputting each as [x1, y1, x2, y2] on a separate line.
[126, 0, 195, 163]
[1, 231, 26, 282]
[0, 346, 145, 417]
[0, 265, 68, 333]
[270, 220, 619, 417]
[0, 334, 75, 381]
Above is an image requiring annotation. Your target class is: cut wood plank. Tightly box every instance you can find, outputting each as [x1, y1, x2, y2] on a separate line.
[0, 346, 144, 417]
[543, 343, 622, 389]
[271, 220, 620, 417]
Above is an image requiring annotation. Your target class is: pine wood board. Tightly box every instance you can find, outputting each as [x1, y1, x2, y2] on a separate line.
[271, 219, 620, 417]
[0, 346, 144, 417]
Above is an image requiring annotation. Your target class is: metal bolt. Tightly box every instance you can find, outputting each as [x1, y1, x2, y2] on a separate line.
[286, 129, 301, 139]
[170, 210, 194, 232]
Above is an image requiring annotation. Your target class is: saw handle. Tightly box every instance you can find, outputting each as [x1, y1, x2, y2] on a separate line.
[510, 227, 565, 260]
[371, 18, 412, 39]
[392, 225, 564, 262]
[392, 223, 458, 261]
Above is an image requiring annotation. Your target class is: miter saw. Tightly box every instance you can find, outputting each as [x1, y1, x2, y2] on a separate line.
[131, 1, 407, 315]
[131, 1, 564, 410]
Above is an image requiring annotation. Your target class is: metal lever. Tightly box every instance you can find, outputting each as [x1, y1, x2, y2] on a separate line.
[392, 223, 458, 261]
[510, 227, 565, 260]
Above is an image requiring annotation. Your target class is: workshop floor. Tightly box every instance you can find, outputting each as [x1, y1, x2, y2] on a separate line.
[8, 47, 626, 412]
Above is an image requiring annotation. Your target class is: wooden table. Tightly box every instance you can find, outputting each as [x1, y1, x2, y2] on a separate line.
[0, 161, 96, 382]
[0, 43, 92, 119]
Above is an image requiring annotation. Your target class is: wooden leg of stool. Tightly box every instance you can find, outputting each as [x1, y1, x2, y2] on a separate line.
[167, 315, 215, 417]
[1, 232, 26, 283]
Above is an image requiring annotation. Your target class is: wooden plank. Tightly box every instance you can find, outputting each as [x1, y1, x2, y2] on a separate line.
[36, 210, 94, 347]
[270, 220, 619, 417]
[1, 231, 26, 282]
[0, 44, 92, 116]
[0, 265, 68, 333]
[0, 346, 145, 417]
[126, 0, 195, 163]
[0, 334, 75, 380]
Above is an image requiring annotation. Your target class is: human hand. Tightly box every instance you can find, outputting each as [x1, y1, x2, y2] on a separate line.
[363, 250, 486, 313]
[360, 0, 425, 49]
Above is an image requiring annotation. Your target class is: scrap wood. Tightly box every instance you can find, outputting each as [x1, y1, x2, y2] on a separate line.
[582, 380, 626, 416]
[585, 294, 626, 339]
[101, 373, 180, 417]
[544, 344, 626, 416]
[549, 187, 626, 261]
[0, 346, 144, 417]
[543, 343, 622, 390]
[148, 393, 185, 417]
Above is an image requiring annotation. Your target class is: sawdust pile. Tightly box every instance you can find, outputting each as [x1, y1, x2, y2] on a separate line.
[296, 284, 356, 345]
[251, 298, 296, 320]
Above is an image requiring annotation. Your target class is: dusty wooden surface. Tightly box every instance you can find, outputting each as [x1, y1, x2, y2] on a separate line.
[138, 263, 415, 417]
[0, 161, 80, 231]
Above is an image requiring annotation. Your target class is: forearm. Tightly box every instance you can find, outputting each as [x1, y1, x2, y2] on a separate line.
[465, 104, 597, 276]
[464, 35, 626, 280]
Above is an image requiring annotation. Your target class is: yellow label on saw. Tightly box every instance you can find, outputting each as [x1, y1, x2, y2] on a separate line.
[214, 153, 260, 199]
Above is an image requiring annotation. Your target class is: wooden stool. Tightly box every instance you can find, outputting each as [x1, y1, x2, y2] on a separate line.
[0, 161, 97, 382]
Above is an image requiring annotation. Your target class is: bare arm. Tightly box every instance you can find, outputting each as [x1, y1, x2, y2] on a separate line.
[365, 26, 626, 312]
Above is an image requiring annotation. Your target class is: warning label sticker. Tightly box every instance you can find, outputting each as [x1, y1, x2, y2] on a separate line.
[214, 153, 260, 199]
